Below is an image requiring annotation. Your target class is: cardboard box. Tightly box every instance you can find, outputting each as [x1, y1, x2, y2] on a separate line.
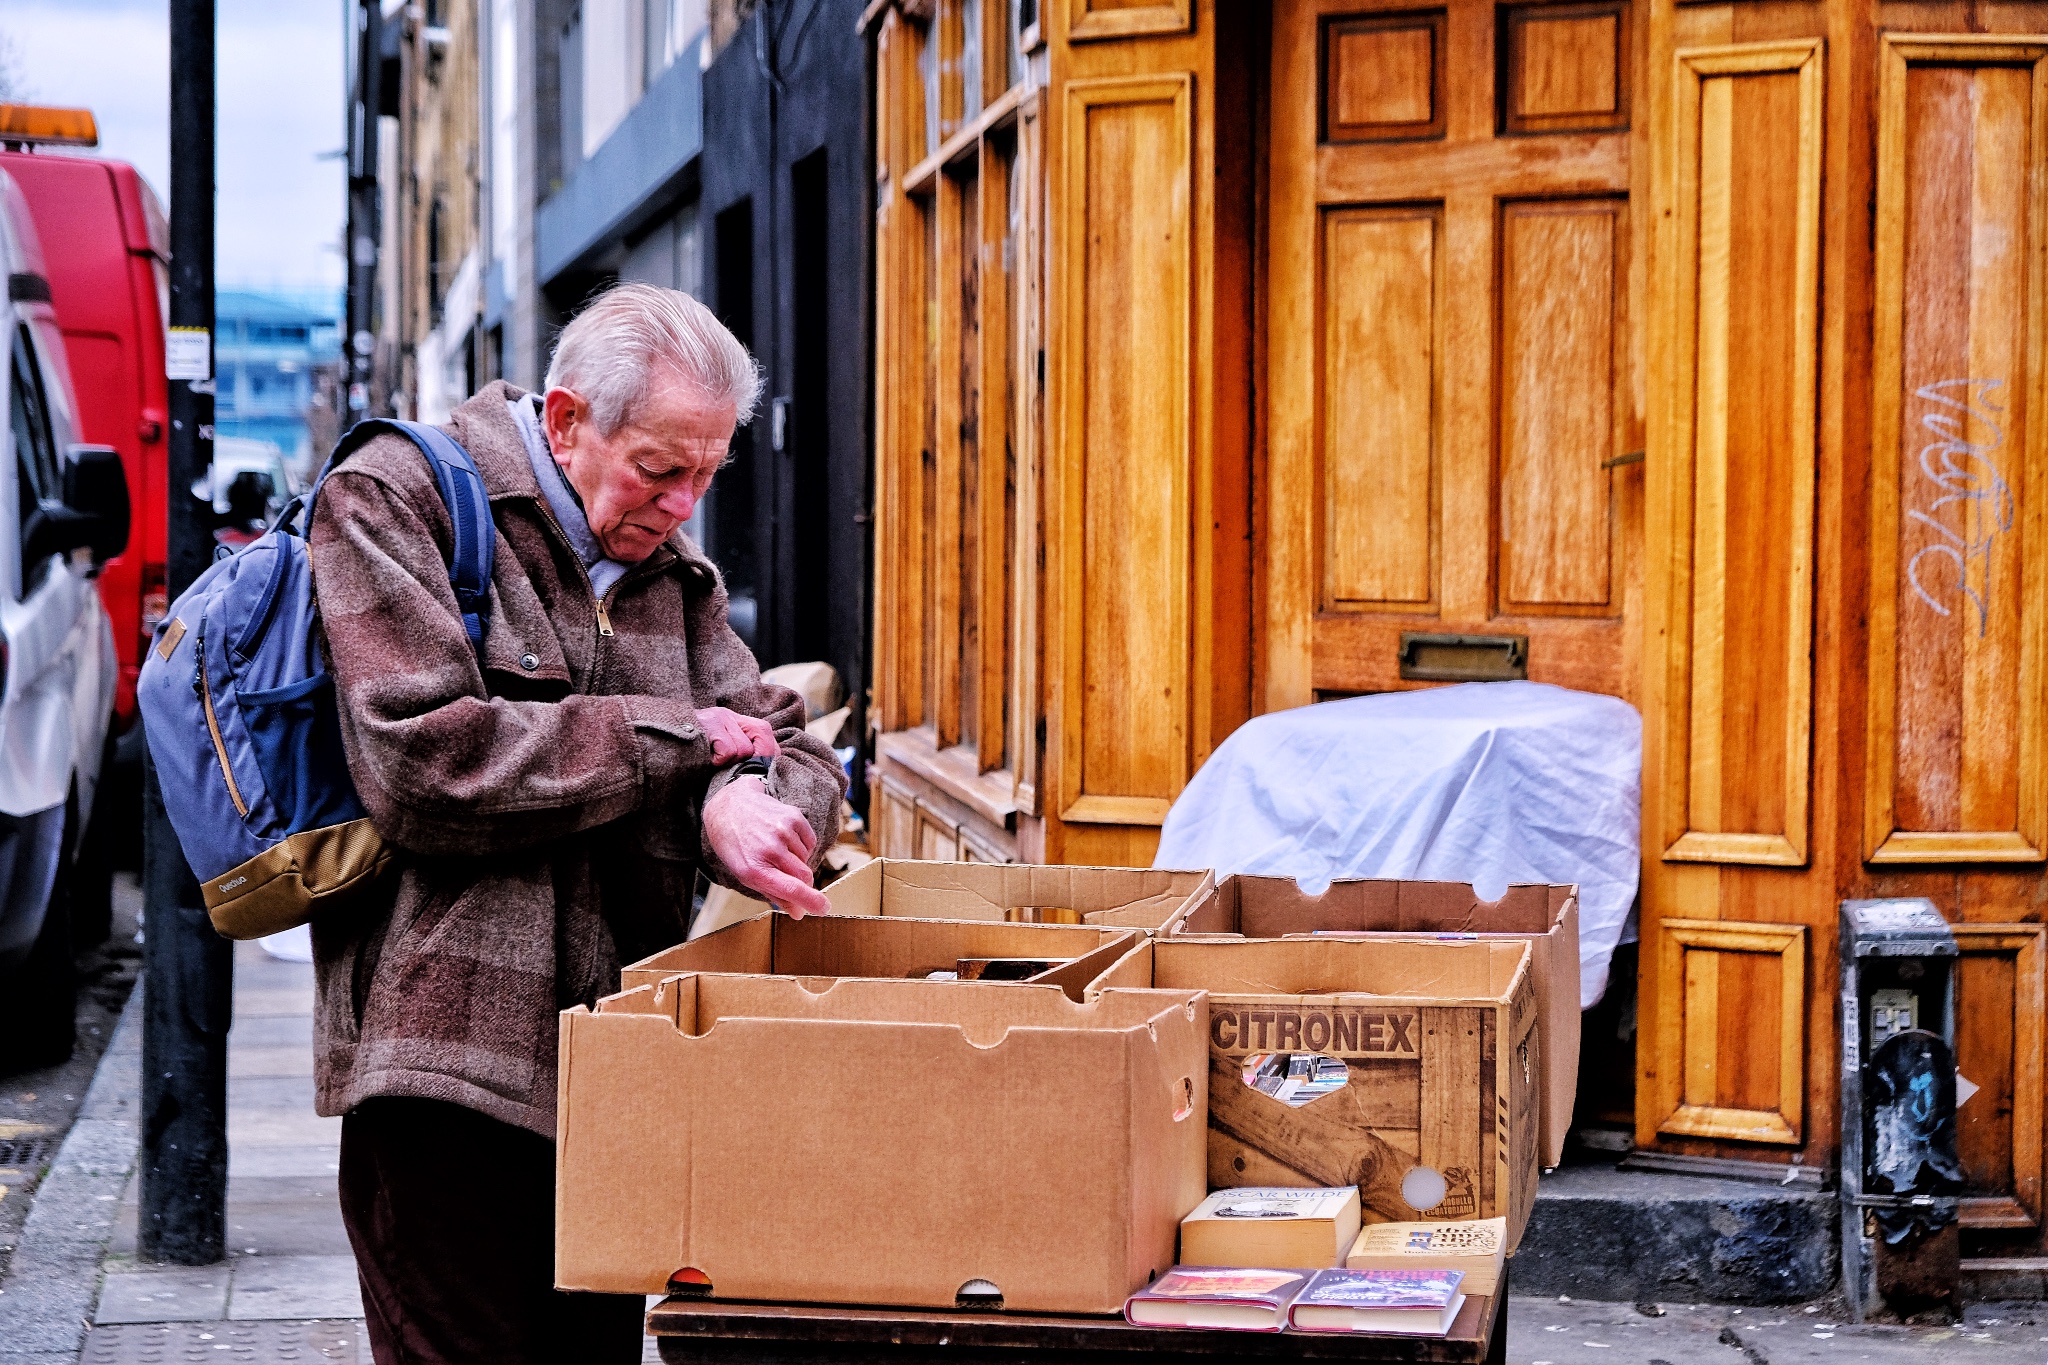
[1175, 876, 1580, 1169]
[1095, 936, 1542, 1248]
[623, 911, 1140, 1002]
[825, 858, 1214, 932]
[556, 973, 1209, 1312]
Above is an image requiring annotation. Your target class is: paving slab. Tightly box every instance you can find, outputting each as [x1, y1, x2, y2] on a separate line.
[78, 1320, 365, 1364]
[231, 990, 315, 1019]
[226, 1049, 313, 1081]
[220, 1204, 351, 1260]
[222, 1018, 312, 1049]
[229, 957, 314, 991]
[222, 1109, 341, 1150]
[223, 1256, 362, 1321]
[225, 1077, 319, 1112]
[224, 1146, 340, 1182]
[93, 1267, 230, 1324]
[224, 1177, 340, 1206]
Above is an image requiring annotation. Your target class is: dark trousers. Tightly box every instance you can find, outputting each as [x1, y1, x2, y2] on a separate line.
[339, 1097, 644, 1365]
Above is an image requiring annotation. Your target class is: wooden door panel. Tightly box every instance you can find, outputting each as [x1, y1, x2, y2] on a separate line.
[916, 798, 964, 860]
[1866, 36, 2048, 865]
[1325, 11, 1447, 141]
[1269, 0, 1639, 707]
[1953, 925, 2045, 1230]
[1501, 1, 1629, 135]
[1498, 197, 1626, 611]
[1322, 206, 1441, 610]
[1317, 135, 1628, 200]
[1653, 917, 1806, 1144]
[1058, 74, 1192, 826]
[1065, 0, 1191, 44]
[874, 775, 919, 859]
[1656, 40, 1822, 868]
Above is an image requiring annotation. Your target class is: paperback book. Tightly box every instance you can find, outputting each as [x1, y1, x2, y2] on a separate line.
[1287, 1267, 1466, 1336]
[1179, 1185, 1362, 1270]
[1345, 1216, 1506, 1297]
[1122, 1267, 1313, 1332]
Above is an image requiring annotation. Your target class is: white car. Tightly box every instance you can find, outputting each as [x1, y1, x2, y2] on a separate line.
[0, 168, 129, 1071]
[198, 434, 295, 524]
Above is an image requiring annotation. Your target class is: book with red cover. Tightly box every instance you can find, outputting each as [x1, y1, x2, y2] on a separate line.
[1122, 1267, 1314, 1332]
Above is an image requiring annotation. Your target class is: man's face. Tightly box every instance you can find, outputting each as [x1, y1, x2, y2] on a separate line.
[541, 369, 736, 564]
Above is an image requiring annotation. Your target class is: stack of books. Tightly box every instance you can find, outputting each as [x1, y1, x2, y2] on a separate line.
[1124, 1192, 1506, 1338]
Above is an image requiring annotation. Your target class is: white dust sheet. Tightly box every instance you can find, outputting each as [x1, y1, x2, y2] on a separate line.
[1153, 681, 1641, 1006]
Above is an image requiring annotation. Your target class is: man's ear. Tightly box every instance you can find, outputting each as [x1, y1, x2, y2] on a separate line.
[541, 387, 583, 463]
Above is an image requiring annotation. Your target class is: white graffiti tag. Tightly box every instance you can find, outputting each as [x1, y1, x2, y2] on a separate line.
[1906, 379, 2015, 638]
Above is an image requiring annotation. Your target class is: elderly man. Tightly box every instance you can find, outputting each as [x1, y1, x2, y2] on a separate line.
[309, 283, 844, 1364]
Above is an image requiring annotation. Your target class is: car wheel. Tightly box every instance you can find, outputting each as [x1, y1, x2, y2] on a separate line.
[0, 796, 78, 1074]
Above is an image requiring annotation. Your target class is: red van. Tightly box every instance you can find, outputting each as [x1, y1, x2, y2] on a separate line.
[0, 112, 168, 732]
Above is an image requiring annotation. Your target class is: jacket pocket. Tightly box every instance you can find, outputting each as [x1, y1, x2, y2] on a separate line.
[479, 574, 572, 698]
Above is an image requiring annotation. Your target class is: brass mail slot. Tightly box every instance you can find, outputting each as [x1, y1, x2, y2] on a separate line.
[1398, 632, 1529, 683]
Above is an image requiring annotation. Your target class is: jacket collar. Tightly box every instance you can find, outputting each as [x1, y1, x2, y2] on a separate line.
[445, 381, 722, 589]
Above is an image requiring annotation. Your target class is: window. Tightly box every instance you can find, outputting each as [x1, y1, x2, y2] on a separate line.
[428, 194, 448, 325]
[644, 0, 705, 84]
[872, 0, 1045, 809]
[10, 325, 62, 598]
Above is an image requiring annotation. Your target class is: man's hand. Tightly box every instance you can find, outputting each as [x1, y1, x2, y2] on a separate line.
[703, 776, 829, 915]
[696, 706, 780, 766]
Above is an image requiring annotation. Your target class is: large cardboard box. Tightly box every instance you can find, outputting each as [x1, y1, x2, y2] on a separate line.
[556, 973, 1209, 1312]
[825, 858, 1213, 931]
[1095, 936, 1542, 1248]
[1175, 876, 1580, 1169]
[622, 911, 1139, 1001]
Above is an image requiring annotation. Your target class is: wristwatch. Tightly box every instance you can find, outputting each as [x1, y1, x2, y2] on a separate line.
[731, 756, 773, 782]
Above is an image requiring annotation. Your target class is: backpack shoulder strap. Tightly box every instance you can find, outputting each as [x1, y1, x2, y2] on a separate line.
[314, 418, 496, 649]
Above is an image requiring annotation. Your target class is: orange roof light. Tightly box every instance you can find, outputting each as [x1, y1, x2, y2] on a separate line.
[0, 106, 100, 148]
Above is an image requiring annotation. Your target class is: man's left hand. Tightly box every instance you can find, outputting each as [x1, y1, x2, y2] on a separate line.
[696, 706, 781, 766]
[703, 776, 829, 915]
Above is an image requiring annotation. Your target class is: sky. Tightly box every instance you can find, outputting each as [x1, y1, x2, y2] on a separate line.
[2, 0, 346, 295]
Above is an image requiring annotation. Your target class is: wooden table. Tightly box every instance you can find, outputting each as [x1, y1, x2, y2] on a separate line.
[648, 1286, 1506, 1364]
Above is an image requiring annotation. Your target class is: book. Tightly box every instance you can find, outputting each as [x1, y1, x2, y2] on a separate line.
[1123, 1267, 1312, 1332]
[1288, 1267, 1466, 1336]
[1179, 1185, 1362, 1270]
[1344, 1216, 1506, 1297]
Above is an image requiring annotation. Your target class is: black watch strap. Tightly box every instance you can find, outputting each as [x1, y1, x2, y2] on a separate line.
[731, 756, 773, 781]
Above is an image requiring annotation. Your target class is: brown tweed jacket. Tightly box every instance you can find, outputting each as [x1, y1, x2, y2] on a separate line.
[306, 381, 844, 1138]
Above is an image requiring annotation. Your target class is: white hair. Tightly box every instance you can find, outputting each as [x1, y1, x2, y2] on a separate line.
[544, 281, 763, 434]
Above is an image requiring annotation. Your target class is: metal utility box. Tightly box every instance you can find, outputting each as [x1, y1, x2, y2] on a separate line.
[1840, 898, 1963, 1319]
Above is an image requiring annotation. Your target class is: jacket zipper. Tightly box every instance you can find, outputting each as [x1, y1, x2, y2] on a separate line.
[526, 497, 616, 642]
[196, 634, 249, 818]
[525, 496, 654, 644]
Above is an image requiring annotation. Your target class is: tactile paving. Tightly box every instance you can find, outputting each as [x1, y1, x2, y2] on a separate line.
[78, 1319, 363, 1365]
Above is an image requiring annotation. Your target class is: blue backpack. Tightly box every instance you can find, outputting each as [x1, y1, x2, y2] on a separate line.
[138, 420, 493, 940]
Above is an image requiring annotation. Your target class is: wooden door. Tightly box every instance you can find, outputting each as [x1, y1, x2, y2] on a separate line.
[1265, 0, 1645, 709]
[1856, 27, 2048, 1234]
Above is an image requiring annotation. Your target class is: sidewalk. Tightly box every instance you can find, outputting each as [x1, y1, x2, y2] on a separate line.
[87, 937, 367, 1361]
